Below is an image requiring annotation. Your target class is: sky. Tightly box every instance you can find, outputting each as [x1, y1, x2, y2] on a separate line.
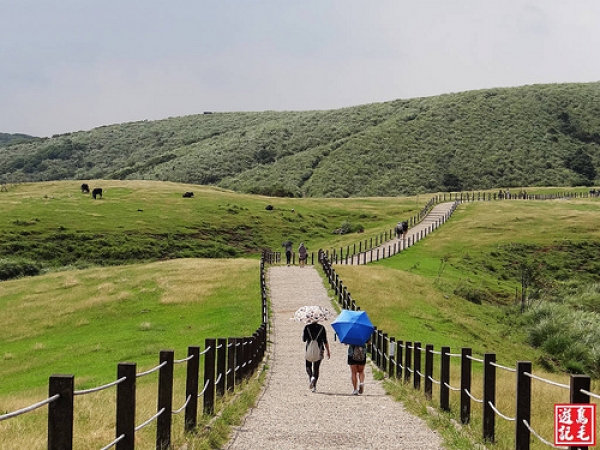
[2, 1, 599, 137]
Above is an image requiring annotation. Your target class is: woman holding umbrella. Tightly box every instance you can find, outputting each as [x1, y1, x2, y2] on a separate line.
[331, 309, 375, 395]
[303, 320, 330, 392]
[295, 306, 331, 392]
[348, 341, 368, 395]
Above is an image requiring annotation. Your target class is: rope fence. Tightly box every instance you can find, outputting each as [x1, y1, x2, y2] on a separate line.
[322, 253, 600, 449]
[1, 255, 270, 450]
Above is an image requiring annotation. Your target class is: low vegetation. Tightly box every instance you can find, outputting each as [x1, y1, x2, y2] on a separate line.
[2, 180, 600, 449]
[1, 82, 600, 196]
[0, 181, 419, 275]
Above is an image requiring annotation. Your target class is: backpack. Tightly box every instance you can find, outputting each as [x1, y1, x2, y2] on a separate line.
[305, 327, 323, 362]
[352, 345, 366, 362]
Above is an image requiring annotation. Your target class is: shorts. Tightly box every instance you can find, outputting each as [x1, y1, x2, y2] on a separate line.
[348, 356, 366, 366]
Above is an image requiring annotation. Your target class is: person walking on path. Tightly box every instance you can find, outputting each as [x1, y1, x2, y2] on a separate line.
[282, 240, 293, 265]
[347, 342, 368, 395]
[298, 242, 308, 267]
[395, 222, 403, 240]
[401, 220, 409, 240]
[225, 265, 445, 450]
[303, 320, 330, 392]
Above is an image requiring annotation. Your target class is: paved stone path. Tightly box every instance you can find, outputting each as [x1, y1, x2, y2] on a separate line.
[224, 203, 457, 449]
[342, 202, 457, 265]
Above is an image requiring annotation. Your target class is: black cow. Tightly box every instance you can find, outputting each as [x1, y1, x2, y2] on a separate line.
[265, 204, 273, 210]
[92, 188, 103, 199]
[182, 191, 194, 198]
[81, 183, 90, 193]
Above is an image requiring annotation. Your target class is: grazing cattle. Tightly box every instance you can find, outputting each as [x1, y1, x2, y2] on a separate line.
[265, 204, 273, 210]
[81, 183, 90, 193]
[182, 191, 194, 198]
[92, 188, 103, 199]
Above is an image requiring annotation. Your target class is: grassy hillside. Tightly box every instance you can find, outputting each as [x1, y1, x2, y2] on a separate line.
[336, 197, 600, 374]
[0, 180, 421, 272]
[2, 183, 600, 449]
[1, 82, 599, 197]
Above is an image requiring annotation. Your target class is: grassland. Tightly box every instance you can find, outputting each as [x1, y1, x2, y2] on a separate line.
[2, 181, 600, 449]
[0, 180, 421, 270]
[333, 197, 600, 450]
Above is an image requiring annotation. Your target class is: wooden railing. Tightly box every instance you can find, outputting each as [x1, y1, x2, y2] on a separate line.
[0, 257, 270, 450]
[321, 250, 600, 449]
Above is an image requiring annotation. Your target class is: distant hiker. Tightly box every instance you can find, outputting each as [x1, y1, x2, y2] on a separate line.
[401, 221, 408, 239]
[395, 222, 403, 239]
[298, 242, 308, 267]
[282, 240, 293, 266]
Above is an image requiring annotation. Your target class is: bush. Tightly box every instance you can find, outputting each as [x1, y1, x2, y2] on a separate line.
[0, 258, 41, 281]
[335, 221, 364, 235]
[524, 302, 600, 376]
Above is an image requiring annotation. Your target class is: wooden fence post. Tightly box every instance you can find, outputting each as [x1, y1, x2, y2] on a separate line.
[184, 347, 200, 432]
[404, 342, 412, 384]
[460, 348, 472, 425]
[382, 333, 388, 372]
[570, 374, 591, 450]
[440, 346, 450, 411]
[116, 363, 136, 450]
[515, 361, 532, 450]
[570, 374, 591, 403]
[388, 337, 396, 378]
[232, 338, 241, 387]
[425, 344, 434, 400]
[216, 338, 227, 397]
[48, 374, 74, 450]
[251, 332, 259, 372]
[483, 353, 496, 442]
[413, 342, 422, 391]
[374, 330, 381, 368]
[203, 339, 216, 416]
[394, 341, 402, 379]
[157, 350, 174, 450]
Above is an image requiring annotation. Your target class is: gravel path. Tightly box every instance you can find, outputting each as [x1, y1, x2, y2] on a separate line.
[225, 266, 446, 449]
[344, 202, 457, 264]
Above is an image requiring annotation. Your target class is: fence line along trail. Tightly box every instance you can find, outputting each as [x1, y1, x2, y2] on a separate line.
[225, 265, 445, 450]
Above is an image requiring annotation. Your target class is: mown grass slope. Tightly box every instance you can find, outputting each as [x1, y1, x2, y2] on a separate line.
[1, 82, 599, 196]
[335, 197, 600, 371]
[0, 180, 420, 270]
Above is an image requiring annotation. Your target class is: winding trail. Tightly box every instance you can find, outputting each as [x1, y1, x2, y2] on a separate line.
[224, 204, 458, 449]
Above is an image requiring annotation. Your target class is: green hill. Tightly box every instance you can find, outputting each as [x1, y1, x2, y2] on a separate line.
[0, 132, 38, 146]
[1, 82, 599, 196]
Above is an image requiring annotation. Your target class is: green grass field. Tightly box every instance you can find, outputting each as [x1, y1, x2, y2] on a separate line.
[0, 180, 422, 268]
[2, 181, 600, 449]
[0, 258, 261, 395]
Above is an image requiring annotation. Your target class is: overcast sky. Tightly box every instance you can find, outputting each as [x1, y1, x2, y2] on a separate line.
[2, 0, 599, 137]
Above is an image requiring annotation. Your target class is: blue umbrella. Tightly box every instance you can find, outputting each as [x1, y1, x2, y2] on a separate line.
[331, 310, 374, 345]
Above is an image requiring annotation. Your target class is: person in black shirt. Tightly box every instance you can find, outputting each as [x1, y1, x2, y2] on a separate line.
[302, 321, 331, 392]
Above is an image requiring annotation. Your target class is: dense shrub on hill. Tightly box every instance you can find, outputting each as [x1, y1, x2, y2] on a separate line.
[1, 82, 599, 196]
[0, 258, 41, 280]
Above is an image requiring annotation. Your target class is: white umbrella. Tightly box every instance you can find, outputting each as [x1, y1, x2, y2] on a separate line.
[293, 305, 332, 324]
